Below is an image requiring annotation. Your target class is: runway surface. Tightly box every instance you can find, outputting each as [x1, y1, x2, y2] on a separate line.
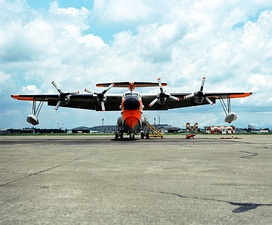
[0, 134, 271, 224]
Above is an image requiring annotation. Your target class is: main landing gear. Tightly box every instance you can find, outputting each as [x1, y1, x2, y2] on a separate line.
[114, 131, 149, 140]
[140, 132, 149, 139]
[115, 132, 124, 140]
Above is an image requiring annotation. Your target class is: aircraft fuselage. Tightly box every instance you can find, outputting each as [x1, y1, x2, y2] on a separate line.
[116, 91, 148, 139]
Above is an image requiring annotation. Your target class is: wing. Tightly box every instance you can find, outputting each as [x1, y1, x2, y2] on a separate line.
[11, 94, 123, 111]
[142, 92, 252, 110]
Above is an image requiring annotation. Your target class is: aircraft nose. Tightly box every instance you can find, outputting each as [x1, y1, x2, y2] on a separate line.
[124, 97, 139, 110]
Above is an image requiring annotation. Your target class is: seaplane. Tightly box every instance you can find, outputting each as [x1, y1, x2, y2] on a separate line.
[11, 77, 252, 139]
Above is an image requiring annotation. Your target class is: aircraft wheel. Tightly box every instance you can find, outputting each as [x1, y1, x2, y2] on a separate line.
[130, 133, 135, 140]
[141, 132, 144, 139]
[146, 133, 149, 139]
[115, 133, 118, 139]
[120, 132, 123, 139]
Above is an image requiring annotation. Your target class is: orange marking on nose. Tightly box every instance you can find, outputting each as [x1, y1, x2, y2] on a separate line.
[125, 116, 139, 129]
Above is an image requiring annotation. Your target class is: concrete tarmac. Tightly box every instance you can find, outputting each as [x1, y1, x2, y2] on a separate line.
[0, 134, 271, 224]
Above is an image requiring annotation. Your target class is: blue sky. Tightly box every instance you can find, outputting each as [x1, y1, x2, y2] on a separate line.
[1, 0, 272, 129]
[27, 0, 93, 9]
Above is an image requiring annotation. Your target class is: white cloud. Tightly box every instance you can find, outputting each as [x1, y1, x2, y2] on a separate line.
[0, 71, 10, 84]
[247, 74, 272, 90]
[1, 109, 21, 116]
[1, 0, 272, 128]
[49, 1, 89, 17]
[21, 85, 41, 94]
[92, 0, 179, 23]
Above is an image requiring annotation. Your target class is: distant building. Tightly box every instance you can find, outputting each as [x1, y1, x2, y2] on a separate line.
[153, 124, 181, 133]
[204, 126, 235, 134]
[92, 125, 116, 133]
[260, 128, 270, 133]
[71, 126, 92, 133]
[68, 123, 182, 134]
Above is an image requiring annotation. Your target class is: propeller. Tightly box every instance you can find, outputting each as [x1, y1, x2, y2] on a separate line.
[149, 78, 180, 107]
[52, 81, 79, 110]
[85, 83, 115, 111]
[183, 77, 214, 105]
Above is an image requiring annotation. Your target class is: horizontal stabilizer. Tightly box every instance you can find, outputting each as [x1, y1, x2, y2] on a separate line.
[97, 81, 167, 90]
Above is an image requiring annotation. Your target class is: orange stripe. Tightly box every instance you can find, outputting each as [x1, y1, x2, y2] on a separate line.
[11, 95, 34, 101]
[229, 92, 252, 99]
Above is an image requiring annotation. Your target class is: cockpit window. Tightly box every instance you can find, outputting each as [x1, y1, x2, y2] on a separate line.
[124, 92, 140, 98]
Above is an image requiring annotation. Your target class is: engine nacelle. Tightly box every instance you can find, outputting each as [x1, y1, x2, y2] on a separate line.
[225, 112, 237, 123]
[194, 96, 204, 104]
[156, 93, 166, 105]
[157, 98, 166, 105]
[60, 94, 71, 105]
[27, 114, 39, 126]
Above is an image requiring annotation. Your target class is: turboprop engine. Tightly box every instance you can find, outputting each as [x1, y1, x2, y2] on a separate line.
[225, 112, 237, 123]
[27, 114, 39, 126]
[149, 78, 180, 107]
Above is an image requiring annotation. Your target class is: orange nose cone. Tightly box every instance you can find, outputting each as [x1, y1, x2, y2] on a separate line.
[126, 117, 139, 129]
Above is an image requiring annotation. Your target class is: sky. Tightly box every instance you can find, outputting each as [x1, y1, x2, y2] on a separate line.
[1, 0, 272, 130]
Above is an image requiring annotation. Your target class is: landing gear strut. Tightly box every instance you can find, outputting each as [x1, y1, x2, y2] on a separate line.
[219, 96, 237, 123]
[27, 100, 44, 126]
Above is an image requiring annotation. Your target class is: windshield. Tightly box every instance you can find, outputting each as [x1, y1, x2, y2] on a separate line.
[124, 92, 141, 98]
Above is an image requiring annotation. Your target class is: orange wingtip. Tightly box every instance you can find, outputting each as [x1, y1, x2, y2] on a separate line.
[229, 92, 252, 98]
[11, 95, 34, 101]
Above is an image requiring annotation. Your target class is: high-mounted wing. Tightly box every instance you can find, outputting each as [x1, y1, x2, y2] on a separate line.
[142, 77, 252, 110]
[142, 92, 251, 110]
[11, 93, 123, 111]
[11, 81, 123, 111]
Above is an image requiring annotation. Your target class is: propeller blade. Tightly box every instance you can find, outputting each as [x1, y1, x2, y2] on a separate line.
[157, 77, 163, 92]
[84, 89, 94, 94]
[200, 77, 206, 92]
[168, 95, 180, 101]
[149, 78, 180, 107]
[149, 98, 158, 107]
[102, 83, 115, 94]
[107, 83, 115, 91]
[183, 93, 194, 99]
[101, 101, 105, 111]
[52, 81, 63, 94]
[51, 82, 77, 111]
[55, 101, 61, 110]
[184, 77, 214, 106]
[205, 97, 214, 105]
[70, 91, 79, 95]
[85, 84, 114, 111]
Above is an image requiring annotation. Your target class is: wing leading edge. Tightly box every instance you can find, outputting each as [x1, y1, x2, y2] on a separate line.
[141, 92, 252, 110]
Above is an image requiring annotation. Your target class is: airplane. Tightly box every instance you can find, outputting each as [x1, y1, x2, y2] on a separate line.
[11, 77, 252, 139]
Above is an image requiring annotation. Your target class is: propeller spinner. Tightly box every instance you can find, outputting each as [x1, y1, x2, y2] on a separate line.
[52, 81, 79, 110]
[85, 83, 115, 111]
[149, 78, 180, 107]
[183, 77, 214, 105]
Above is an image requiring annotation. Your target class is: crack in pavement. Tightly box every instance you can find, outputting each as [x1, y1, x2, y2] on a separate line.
[0, 153, 94, 187]
[160, 191, 272, 213]
[239, 150, 258, 159]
